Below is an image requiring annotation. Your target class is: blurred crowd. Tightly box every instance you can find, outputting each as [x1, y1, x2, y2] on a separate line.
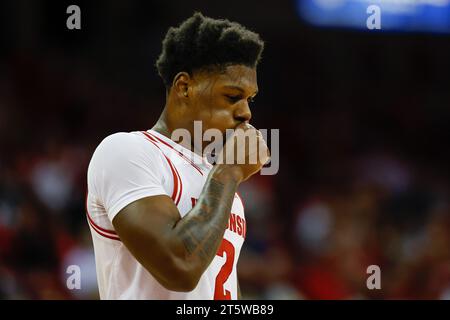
[239, 155, 450, 299]
[0, 2, 449, 300]
[1, 50, 449, 300]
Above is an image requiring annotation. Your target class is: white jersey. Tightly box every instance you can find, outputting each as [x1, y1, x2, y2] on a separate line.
[86, 129, 246, 300]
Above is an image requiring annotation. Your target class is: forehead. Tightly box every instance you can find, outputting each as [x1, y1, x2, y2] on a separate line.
[198, 65, 258, 93]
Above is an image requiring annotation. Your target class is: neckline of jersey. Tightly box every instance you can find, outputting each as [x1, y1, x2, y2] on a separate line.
[147, 129, 212, 168]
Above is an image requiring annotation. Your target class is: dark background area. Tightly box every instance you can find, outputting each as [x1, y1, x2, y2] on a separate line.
[0, 0, 449, 299]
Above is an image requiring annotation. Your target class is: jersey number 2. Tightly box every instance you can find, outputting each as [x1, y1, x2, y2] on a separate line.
[191, 198, 235, 300]
[214, 238, 235, 300]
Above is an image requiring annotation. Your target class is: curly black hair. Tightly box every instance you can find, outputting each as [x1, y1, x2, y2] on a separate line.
[156, 12, 264, 89]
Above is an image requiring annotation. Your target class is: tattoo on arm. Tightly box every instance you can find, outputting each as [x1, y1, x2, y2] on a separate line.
[173, 174, 238, 267]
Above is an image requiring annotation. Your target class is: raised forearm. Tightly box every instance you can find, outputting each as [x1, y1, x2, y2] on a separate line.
[170, 165, 242, 287]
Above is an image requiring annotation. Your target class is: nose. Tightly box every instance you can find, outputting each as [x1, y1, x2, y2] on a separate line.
[234, 101, 252, 123]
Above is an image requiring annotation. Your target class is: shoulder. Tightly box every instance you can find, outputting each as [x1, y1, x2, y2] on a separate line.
[93, 131, 161, 159]
[97, 131, 149, 150]
[88, 131, 165, 176]
[87, 131, 171, 220]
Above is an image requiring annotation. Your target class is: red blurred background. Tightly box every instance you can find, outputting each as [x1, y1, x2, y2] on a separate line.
[0, 0, 449, 299]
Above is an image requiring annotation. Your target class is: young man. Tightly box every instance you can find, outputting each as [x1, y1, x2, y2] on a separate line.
[86, 12, 269, 299]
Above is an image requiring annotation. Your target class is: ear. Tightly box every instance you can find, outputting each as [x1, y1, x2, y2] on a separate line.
[172, 72, 191, 98]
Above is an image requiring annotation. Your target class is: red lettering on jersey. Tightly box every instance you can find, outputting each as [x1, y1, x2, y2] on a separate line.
[191, 197, 245, 239]
[236, 215, 243, 236]
[229, 213, 237, 233]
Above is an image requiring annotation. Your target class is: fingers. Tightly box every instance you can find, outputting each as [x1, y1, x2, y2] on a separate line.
[235, 122, 256, 131]
[236, 123, 270, 165]
[235, 121, 250, 129]
[219, 123, 270, 170]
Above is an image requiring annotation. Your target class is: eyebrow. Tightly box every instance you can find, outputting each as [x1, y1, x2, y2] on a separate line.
[223, 85, 258, 96]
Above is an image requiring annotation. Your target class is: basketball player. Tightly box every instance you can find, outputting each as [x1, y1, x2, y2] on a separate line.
[86, 12, 269, 299]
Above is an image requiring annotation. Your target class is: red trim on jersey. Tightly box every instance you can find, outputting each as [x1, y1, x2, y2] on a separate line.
[164, 155, 183, 205]
[144, 131, 158, 143]
[146, 131, 204, 176]
[85, 192, 121, 241]
[174, 164, 182, 205]
[87, 218, 121, 241]
[86, 212, 117, 236]
[85, 192, 118, 235]
[141, 131, 158, 145]
[141, 131, 183, 206]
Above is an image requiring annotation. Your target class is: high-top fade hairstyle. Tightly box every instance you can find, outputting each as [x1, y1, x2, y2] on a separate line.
[156, 12, 264, 89]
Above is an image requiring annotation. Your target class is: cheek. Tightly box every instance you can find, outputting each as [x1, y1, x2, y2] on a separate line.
[208, 109, 236, 129]
[197, 100, 236, 130]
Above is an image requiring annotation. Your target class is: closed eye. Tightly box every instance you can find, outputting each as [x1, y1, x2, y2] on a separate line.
[225, 95, 256, 104]
[225, 95, 242, 104]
